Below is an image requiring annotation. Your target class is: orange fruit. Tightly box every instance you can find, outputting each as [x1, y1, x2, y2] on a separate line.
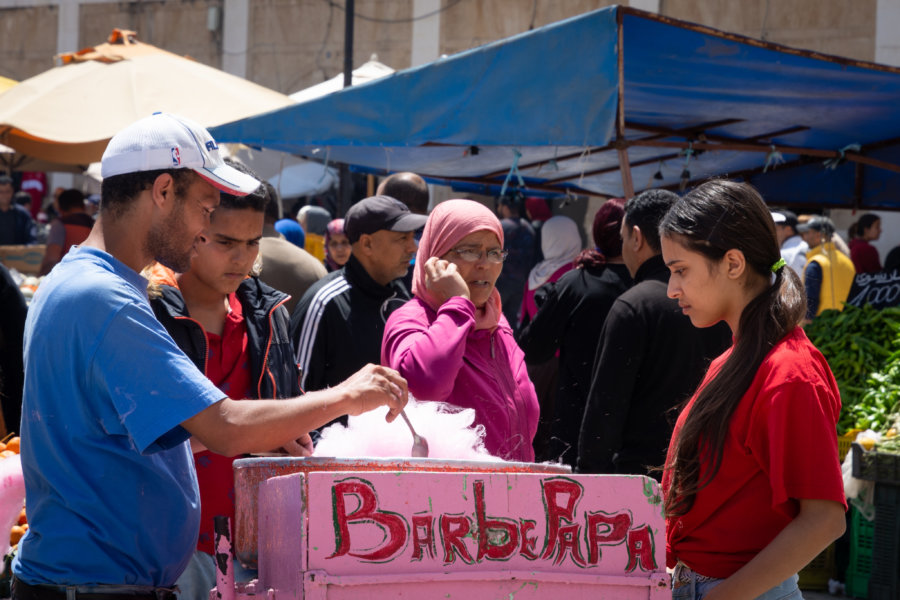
[6, 438, 20, 454]
[17, 507, 26, 526]
[10, 524, 26, 545]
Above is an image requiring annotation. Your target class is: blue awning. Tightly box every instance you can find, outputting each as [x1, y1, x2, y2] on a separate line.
[211, 5, 900, 209]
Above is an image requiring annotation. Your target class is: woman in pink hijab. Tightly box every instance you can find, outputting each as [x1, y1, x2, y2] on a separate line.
[381, 199, 540, 462]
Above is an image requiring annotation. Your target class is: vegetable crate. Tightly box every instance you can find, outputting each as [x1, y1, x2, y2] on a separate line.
[0, 245, 44, 275]
[852, 443, 900, 484]
[845, 506, 875, 599]
[867, 483, 900, 600]
[839, 429, 863, 462]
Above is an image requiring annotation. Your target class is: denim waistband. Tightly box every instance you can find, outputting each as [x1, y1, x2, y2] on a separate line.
[673, 562, 717, 583]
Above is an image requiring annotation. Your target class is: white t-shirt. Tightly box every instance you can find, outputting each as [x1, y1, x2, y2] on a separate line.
[781, 235, 809, 275]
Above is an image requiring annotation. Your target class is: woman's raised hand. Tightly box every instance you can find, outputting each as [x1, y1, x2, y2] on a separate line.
[424, 256, 470, 304]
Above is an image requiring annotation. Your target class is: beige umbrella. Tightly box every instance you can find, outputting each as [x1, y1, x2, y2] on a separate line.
[0, 75, 87, 172]
[0, 29, 295, 166]
[0, 143, 86, 173]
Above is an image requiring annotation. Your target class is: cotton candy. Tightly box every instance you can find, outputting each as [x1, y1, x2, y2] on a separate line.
[313, 398, 500, 461]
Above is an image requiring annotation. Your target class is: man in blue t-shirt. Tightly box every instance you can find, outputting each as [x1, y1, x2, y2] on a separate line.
[12, 113, 408, 599]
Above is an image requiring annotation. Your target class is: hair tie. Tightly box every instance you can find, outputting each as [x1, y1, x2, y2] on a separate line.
[770, 258, 786, 273]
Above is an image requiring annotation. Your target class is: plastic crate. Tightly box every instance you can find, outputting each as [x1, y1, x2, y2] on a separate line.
[868, 483, 900, 600]
[846, 506, 874, 598]
[851, 443, 900, 484]
[798, 541, 836, 591]
[840, 429, 863, 462]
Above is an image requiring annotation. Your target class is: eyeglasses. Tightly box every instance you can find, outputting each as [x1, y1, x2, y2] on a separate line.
[449, 247, 509, 264]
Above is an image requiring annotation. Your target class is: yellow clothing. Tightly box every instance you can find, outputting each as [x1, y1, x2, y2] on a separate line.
[804, 242, 856, 315]
[305, 232, 326, 263]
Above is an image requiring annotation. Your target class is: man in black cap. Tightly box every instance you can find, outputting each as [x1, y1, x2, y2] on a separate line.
[290, 195, 427, 422]
[771, 209, 808, 275]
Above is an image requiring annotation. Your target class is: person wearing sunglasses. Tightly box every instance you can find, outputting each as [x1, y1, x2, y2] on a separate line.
[381, 199, 539, 462]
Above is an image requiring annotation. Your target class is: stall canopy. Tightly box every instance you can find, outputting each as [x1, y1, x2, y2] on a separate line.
[210, 5, 900, 210]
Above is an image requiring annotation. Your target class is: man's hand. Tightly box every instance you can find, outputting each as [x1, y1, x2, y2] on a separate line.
[337, 363, 408, 422]
[424, 256, 470, 304]
[280, 433, 314, 457]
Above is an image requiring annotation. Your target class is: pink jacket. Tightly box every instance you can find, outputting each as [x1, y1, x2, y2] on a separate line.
[382, 296, 539, 462]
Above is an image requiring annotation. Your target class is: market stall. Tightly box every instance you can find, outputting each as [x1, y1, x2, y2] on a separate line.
[214, 457, 669, 600]
[210, 5, 900, 209]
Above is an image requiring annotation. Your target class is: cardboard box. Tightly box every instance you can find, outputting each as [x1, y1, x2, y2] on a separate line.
[0, 244, 45, 275]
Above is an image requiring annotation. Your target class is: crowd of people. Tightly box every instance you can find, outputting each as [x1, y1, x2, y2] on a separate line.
[0, 112, 886, 600]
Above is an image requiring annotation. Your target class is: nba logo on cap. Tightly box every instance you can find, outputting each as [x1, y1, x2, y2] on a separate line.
[171, 147, 181, 166]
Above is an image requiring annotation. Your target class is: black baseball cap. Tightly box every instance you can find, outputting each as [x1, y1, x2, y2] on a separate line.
[344, 195, 428, 243]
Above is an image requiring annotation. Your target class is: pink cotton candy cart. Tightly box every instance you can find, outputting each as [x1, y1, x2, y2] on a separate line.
[213, 457, 670, 599]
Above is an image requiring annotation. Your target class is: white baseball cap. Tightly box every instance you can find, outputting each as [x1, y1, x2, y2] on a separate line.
[101, 112, 260, 196]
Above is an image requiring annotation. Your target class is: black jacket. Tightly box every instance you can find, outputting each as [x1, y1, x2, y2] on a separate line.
[516, 262, 632, 466]
[151, 278, 300, 400]
[577, 255, 731, 478]
[289, 254, 410, 393]
[0, 263, 27, 433]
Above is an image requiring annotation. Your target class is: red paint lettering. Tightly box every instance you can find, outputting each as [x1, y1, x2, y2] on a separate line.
[551, 524, 586, 566]
[328, 480, 407, 562]
[411, 515, 435, 561]
[625, 524, 657, 572]
[541, 479, 584, 563]
[519, 520, 540, 560]
[473, 480, 519, 561]
[440, 514, 474, 564]
[586, 512, 631, 564]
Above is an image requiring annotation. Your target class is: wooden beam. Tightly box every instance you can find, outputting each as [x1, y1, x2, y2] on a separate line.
[627, 137, 840, 157]
[617, 147, 635, 199]
[481, 143, 616, 179]
[628, 138, 900, 175]
[413, 172, 608, 198]
[615, 9, 634, 198]
[744, 125, 810, 142]
[542, 151, 681, 184]
[846, 153, 900, 174]
[625, 118, 743, 138]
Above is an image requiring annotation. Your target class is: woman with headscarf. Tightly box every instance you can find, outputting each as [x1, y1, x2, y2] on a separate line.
[324, 218, 351, 272]
[516, 200, 632, 467]
[518, 215, 583, 328]
[381, 199, 539, 462]
[516, 214, 582, 460]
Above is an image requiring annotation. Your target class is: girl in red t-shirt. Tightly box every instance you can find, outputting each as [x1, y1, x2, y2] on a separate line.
[659, 179, 847, 600]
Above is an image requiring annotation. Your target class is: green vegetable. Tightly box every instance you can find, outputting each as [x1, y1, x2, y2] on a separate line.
[805, 304, 900, 435]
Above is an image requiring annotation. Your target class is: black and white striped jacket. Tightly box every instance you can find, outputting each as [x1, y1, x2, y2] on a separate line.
[288, 254, 410, 393]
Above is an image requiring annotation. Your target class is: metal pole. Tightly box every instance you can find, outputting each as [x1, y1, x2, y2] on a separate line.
[338, 0, 355, 216]
[615, 8, 635, 199]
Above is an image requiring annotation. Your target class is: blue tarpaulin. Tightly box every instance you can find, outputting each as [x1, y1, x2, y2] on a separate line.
[211, 5, 900, 209]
